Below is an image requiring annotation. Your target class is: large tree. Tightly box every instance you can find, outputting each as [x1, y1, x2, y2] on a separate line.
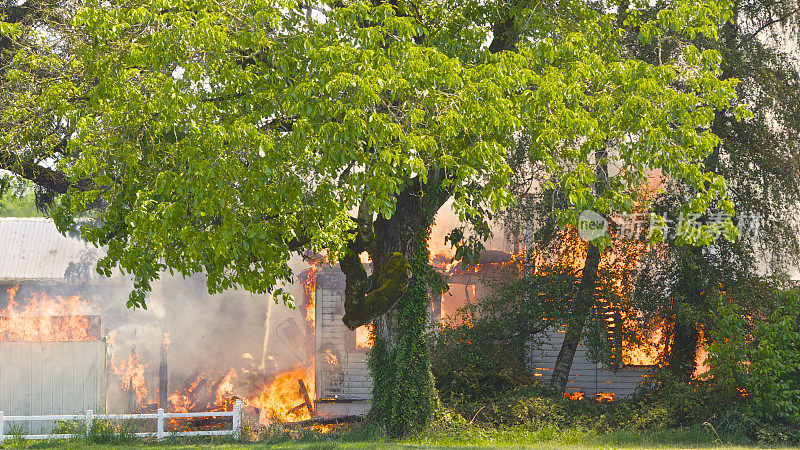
[3, 0, 742, 433]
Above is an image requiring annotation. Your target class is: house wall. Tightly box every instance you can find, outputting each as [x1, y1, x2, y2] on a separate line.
[0, 340, 106, 431]
[529, 328, 650, 399]
[313, 264, 651, 408]
[314, 268, 371, 401]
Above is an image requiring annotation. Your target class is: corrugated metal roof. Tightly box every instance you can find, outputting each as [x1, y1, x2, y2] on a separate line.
[0, 218, 101, 282]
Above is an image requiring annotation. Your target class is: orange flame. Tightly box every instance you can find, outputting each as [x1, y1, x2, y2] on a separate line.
[323, 347, 339, 367]
[692, 329, 710, 379]
[355, 324, 374, 350]
[0, 285, 99, 342]
[596, 392, 615, 402]
[213, 368, 237, 408]
[112, 347, 150, 407]
[301, 261, 322, 327]
[250, 365, 315, 425]
[564, 392, 585, 400]
[167, 374, 205, 412]
[622, 322, 664, 366]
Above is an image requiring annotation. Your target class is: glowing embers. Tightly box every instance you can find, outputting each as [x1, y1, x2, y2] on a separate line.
[564, 392, 585, 400]
[564, 392, 615, 402]
[596, 392, 615, 402]
[0, 284, 100, 342]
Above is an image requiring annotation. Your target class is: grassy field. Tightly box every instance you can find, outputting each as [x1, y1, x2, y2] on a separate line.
[1, 424, 793, 449]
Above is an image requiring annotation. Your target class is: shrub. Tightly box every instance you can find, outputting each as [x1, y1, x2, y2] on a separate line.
[707, 289, 800, 427]
[429, 266, 577, 401]
[428, 316, 538, 401]
[449, 386, 568, 428]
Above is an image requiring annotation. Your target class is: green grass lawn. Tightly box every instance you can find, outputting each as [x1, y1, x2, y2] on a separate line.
[1, 424, 794, 449]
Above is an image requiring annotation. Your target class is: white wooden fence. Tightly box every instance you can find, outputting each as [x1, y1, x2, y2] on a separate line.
[0, 400, 241, 442]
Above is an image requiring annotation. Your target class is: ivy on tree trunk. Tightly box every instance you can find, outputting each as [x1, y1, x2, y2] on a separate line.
[366, 183, 446, 437]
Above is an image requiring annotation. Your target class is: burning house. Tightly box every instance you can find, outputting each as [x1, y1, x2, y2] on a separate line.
[1, 210, 659, 435]
[0, 218, 326, 433]
[307, 204, 658, 411]
[311, 265, 375, 418]
[0, 218, 107, 423]
[307, 252, 652, 413]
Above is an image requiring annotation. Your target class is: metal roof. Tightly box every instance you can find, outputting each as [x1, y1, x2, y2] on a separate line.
[0, 218, 101, 282]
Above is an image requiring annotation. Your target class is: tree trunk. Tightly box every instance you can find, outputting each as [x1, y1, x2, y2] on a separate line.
[550, 139, 608, 391]
[366, 176, 448, 436]
[549, 242, 601, 390]
[666, 309, 700, 379]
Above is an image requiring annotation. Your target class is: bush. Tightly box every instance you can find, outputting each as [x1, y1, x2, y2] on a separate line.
[754, 422, 800, 446]
[443, 369, 758, 440]
[447, 386, 567, 428]
[707, 289, 800, 428]
[429, 266, 577, 401]
[428, 317, 538, 401]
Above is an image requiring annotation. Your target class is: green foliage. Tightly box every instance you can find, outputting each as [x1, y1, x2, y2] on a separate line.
[625, 0, 800, 382]
[429, 264, 577, 401]
[4, 0, 742, 308]
[707, 289, 800, 426]
[446, 382, 703, 434]
[753, 423, 800, 446]
[3, 0, 750, 436]
[429, 317, 537, 402]
[0, 183, 43, 217]
[49, 419, 138, 444]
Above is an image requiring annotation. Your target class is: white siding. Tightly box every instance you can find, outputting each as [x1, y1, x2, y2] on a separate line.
[529, 328, 650, 399]
[314, 269, 372, 401]
[0, 341, 106, 431]
[313, 267, 650, 403]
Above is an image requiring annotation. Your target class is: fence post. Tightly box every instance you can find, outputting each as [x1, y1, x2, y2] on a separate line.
[86, 409, 93, 437]
[157, 408, 164, 441]
[1, 410, 5, 443]
[232, 400, 242, 440]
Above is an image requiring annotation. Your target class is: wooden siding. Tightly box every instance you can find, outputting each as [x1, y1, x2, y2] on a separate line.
[0, 341, 106, 432]
[314, 268, 372, 401]
[528, 328, 651, 399]
[313, 266, 651, 403]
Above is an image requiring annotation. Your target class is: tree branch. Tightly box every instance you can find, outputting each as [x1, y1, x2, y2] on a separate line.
[751, 5, 800, 38]
[0, 150, 92, 193]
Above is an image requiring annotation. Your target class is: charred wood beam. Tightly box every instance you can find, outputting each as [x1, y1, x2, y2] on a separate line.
[285, 414, 365, 427]
[298, 379, 315, 417]
[159, 336, 168, 409]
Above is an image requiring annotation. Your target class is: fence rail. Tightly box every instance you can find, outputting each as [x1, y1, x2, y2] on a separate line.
[0, 400, 241, 442]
